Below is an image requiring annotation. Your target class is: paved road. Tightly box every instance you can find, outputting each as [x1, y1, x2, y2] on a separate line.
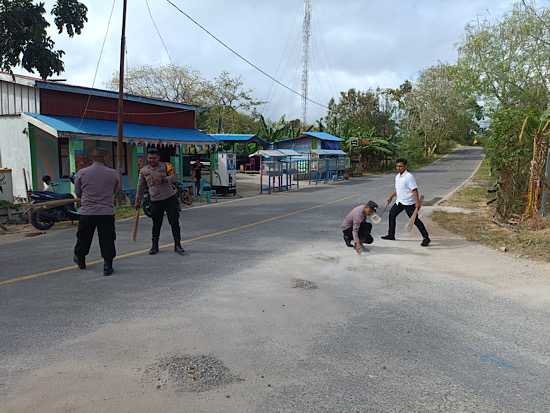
[1, 147, 549, 412]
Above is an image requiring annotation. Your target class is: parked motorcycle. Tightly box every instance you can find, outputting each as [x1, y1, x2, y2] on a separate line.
[141, 181, 192, 218]
[27, 190, 79, 230]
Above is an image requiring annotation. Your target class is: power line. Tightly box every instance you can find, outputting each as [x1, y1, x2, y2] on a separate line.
[164, 0, 328, 110]
[145, 0, 174, 64]
[78, 0, 118, 128]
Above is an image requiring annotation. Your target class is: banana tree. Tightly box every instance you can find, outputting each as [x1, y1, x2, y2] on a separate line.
[519, 108, 550, 218]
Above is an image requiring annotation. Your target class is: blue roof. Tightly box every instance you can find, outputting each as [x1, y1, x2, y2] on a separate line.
[210, 134, 269, 147]
[300, 132, 344, 142]
[23, 113, 218, 144]
[210, 134, 255, 141]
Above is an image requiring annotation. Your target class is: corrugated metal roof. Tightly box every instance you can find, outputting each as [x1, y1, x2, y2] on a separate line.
[35, 81, 208, 113]
[22, 113, 218, 145]
[277, 149, 301, 156]
[210, 134, 269, 147]
[310, 149, 347, 155]
[300, 132, 344, 142]
[249, 150, 286, 158]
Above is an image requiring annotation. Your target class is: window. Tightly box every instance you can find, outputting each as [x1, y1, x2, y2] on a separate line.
[112, 142, 128, 175]
[58, 138, 70, 178]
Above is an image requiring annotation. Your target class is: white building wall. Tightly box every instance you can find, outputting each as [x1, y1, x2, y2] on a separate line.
[0, 116, 32, 201]
[0, 75, 39, 201]
[0, 74, 39, 115]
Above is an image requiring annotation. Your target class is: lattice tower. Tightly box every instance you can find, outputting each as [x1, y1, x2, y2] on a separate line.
[301, 0, 312, 130]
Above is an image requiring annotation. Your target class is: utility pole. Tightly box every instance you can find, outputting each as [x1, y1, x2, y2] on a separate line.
[301, 0, 311, 131]
[116, 0, 128, 194]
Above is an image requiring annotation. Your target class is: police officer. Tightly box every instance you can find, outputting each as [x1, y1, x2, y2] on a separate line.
[135, 147, 184, 255]
[73, 147, 121, 276]
[341, 200, 378, 253]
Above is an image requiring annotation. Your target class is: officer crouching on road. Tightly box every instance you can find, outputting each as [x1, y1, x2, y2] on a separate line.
[135, 147, 185, 255]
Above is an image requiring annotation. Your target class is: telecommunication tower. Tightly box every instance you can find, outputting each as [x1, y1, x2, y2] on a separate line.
[301, 0, 311, 130]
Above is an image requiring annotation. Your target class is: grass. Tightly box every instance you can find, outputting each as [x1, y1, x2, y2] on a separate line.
[431, 157, 550, 262]
[115, 205, 141, 220]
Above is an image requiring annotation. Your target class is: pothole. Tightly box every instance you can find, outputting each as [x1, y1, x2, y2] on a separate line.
[292, 279, 317, 289]
[143, 354, 242, 393]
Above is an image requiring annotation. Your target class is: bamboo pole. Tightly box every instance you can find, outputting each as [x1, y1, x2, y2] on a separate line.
[26, 198, 80, 211]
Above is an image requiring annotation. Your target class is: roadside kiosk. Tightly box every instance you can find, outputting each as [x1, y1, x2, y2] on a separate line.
[249, 149, 300, 194]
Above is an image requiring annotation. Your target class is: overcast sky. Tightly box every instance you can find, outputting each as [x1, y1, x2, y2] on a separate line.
[15, 0, 520, 123]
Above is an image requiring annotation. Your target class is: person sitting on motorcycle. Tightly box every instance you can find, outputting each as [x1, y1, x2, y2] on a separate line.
[42, 175, 57, 192]
[135, 147, 185, 255]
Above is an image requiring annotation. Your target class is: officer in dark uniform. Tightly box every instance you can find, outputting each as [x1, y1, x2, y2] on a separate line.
[135, 148, 184, 255]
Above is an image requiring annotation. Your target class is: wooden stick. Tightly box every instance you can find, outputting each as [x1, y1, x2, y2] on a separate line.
[406, 195, 424, 232]
[22, 168, 29, 202]
[26, 198, 80, 211]
[131, 209, 140, 241]
[379, 200, 391, 218]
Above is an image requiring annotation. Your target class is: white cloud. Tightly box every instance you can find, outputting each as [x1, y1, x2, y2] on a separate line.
[13, 0, 518, 123]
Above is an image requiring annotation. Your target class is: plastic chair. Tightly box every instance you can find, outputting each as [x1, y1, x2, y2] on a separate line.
[244, 159, 255, 171]
[199, 179, 217, 203]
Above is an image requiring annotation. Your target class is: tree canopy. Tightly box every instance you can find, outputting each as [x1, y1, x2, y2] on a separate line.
[457, 1, 550, 111]
[107, 63, 264, 134]
[0, 0, 88, 79]
[399, 63, 481, 157]
[325, 88, 395, 139]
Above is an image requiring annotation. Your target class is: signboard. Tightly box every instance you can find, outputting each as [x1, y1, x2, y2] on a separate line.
[350, 139, 358, 147]
[0, 168, 14, 203]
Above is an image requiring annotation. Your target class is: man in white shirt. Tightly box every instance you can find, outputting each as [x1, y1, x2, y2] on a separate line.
[381, 158, 430, 246]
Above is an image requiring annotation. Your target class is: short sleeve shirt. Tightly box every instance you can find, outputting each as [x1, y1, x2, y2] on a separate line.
[395, 170, 417, 205]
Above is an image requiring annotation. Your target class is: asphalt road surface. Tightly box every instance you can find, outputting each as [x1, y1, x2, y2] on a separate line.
[1, 147, 549, 412]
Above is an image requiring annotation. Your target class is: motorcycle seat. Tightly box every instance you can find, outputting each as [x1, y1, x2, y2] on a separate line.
[33, 191, 75, 200]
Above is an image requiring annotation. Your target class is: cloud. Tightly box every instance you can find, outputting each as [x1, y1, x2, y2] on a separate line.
[15, 0, 518, 122]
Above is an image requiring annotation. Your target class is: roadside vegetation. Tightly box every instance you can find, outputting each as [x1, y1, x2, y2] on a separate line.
[432, 158, 550, 262]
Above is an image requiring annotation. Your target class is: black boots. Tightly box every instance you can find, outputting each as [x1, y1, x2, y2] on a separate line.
[73, 255, 86, 269]
[149, 238, 159, 255]
[343, 234, 354, 248]
[174, 238, 185, 254]
[149, 238, 185, 254]
[103, 259, 114, 276]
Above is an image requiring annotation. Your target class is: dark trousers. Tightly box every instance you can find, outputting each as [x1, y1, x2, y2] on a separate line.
[74, 215, 116, 260]
[151, 195, 180, 239]
[387, 203, 429, 238]
[343, 222, 373, 245]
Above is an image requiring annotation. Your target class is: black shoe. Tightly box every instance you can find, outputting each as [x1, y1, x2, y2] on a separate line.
[344, 235, 354, 247]
[361, 235, 374, 245]
[421, 237, 431, 247]
[174, 238, 185, 254]
[149, 238, 159, 255]
[73, 255, 86, 270]
[381, 235, 396, 241]
[103, 264, 114, 276]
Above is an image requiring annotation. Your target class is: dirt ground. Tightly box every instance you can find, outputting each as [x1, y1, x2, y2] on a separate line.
[431, 160, 550, 262]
